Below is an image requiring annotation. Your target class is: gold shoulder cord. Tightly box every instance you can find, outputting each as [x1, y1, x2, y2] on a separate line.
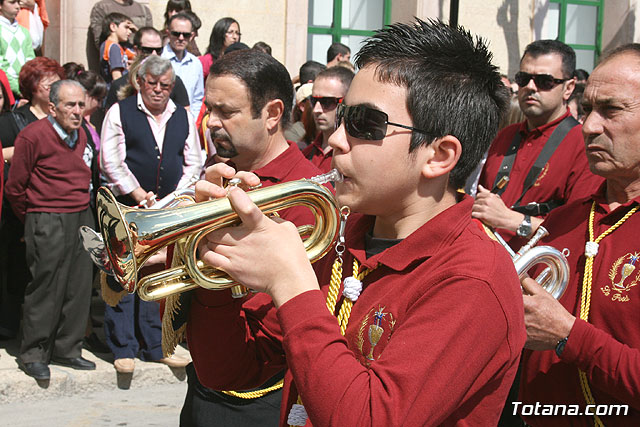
[577, 201, 638, 427]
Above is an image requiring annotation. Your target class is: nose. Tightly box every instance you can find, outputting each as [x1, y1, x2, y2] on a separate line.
[312, 99, 323, 114]
[206, 111, 222, 130]
[581, 109, 602, 138]
[328, 120, 350, 154]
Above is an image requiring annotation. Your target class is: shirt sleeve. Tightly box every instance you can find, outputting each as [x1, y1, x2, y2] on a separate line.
[89, 3, 106, 48]
[562, 318, 640, 409]
[5, 133, 35, 222]
[21, 28, 35, 61]
[99, 103, 140, 196]
[277, 276, 516, 426]
[108, 44, 125, 72]
[176, 111, 203, 188]
[190, 65, 204, 118]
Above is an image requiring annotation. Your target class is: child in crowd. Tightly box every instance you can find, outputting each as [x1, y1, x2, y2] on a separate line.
[0, 0, 35, 94]
[99, 12, 134, 83]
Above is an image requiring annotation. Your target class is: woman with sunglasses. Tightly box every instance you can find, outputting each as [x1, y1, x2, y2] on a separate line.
[199, 17, 240, 80]
[188, 19, 525, 426]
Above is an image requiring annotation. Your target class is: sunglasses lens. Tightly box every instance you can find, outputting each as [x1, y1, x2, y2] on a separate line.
[338, 105, 387, 140]
[515, 72, 558, 90]
[311, 97, 340, 110]
[514, 72, 531, 87]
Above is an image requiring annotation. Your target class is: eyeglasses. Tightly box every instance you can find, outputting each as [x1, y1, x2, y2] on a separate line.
[310, 96, 343, 110]
[140, 77, 172, 91]
[514, 72, 569, 91]
[170, 31, 192, 39]
[226, 30, 241, 37]
[139, 46, 163, 55]
[336, 103, 431, 141]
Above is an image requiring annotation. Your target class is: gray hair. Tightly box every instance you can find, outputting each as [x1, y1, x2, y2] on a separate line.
[138, 56, 176, 82]
[49, 80, 86, 105]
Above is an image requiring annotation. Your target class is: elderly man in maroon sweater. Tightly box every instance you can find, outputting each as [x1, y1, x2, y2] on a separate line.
[6, 79, 95, 380]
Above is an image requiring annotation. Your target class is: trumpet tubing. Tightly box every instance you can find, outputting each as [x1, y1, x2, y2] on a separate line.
[96, 175, 340, 301]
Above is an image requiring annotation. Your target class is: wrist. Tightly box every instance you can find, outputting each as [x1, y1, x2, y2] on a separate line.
[516, 214, 532, 237]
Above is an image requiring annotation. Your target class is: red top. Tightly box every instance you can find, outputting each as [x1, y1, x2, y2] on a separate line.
[479, 109, 603, 246]
[520, 183, 640, 426]
[0, 69, 15, 106]
[5, 118, 90, 221]
[301, 132, 333, 173]
[0, 143, 3, 222]
[199, 53, 214, 81]
[188, 195, 526, 426]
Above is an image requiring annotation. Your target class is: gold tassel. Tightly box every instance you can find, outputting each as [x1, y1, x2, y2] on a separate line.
[100, 272, 126, 307]
[161, 292, 186, 357]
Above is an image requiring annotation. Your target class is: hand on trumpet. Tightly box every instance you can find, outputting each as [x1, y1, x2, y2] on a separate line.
[521, 277, 575, 352]
[194, 163, 262, 202]
[195, 164, 319, 307]
[472, 185, 525, 231]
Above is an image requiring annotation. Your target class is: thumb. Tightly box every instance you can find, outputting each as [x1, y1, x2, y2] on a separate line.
[477, 184, 489, 194]
[521, 276, 546, 296]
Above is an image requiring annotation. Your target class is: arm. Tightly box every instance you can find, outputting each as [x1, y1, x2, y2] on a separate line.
[99, 103, 141, 197]
[21, 28, 35, 61]
[190, 66, 204, 118]
[522, 278, 640, 409]
[89, 3, 106, 48]
[176, 112, 203, 189]
[472, 184, 543, 237]
[5, 134, 35, 222]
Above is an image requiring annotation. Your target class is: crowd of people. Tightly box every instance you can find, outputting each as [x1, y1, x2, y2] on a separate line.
[1, 1, 639, 426]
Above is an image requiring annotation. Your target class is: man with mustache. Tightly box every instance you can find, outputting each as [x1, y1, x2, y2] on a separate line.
[100, 55, 202, 374]
[473, 40, 602, 250]
[178, 49, 330, 426]
[518, 43, 640, 426]
[6, 80, 96, 379]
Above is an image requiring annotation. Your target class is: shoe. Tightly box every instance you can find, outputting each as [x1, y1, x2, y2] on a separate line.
[18, 360, 50, 380]
[114, 358, 135, 373]
[51, 356, 96, 370]
[83, 333, 111, 354]
[155, 354, 190, 368]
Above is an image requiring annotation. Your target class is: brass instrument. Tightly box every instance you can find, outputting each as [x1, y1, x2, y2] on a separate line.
[95, 170, 342, 301]
[487, 225, 569, 300]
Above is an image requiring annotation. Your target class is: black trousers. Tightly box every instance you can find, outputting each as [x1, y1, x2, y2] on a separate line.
[180, 363, 282, 427]
[20, 210, 93, 363]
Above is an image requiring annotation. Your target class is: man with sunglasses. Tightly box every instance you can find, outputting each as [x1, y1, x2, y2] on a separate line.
[162, 12, 204, 117]
[474, 40, 602, 249]
[188, 19, 525, 426]
[302, 66, 354, 172]
[104, 27, 190, 111]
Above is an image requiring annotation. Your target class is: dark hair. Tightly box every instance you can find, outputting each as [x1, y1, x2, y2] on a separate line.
[299, 60, 326, 83]
[183, 10, 201, 32]
[573, 68, 589, 81]
[252, 41, 272, 56]
[206, 17, 239, 60]
[133, 26, 162, 48]
[0, 79, 11, 113]
[326, 42, 350, 63]
[64, 62, 107, 101]
[224, 42, 249, 55]
[355, 18, 509, 189]
[568, 83, 585, 118]
[209, 49, 293, 127]
[163, 0, 192, 28]
[99, 12, 131, 45]
[522, 40, 576, 79]
[19, 57, 66, 101]
[315, 66, 354, 92]
[167, 11, 194, 31]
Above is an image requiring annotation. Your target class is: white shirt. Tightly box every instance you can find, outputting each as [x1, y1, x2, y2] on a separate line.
[162, 44, 204, 117]
[100, 93, 203, 197]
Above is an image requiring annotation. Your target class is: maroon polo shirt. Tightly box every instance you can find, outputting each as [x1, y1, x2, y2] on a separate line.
[479, 109, 603, 247]
[301, 133, 333, 173]
[5, 118, 91, 222]
[520, 183, 640, 426]
[188, 195, 526, 426]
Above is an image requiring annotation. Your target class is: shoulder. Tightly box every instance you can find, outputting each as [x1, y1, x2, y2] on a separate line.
[489, 123, 522, 153]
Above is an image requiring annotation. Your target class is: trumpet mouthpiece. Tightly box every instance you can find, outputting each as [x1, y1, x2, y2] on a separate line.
[310, 169, 343, 185]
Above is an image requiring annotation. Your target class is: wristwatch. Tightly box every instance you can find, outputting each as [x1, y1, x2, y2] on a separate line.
[555, 336, 569, 357]
[516, 214, 532, 238]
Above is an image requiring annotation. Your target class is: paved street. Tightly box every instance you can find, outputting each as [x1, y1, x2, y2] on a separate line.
[2, 381, 187, 426]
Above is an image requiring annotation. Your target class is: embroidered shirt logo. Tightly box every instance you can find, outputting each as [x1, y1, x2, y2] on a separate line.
[533, 163, 549, 187]
[356, 306, 395, 365]
[602, 252, 640, 302]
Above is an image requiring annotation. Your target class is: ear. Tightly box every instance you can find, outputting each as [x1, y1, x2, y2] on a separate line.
[48, 102, 57, 117]
[110, 22, 118, 33]
[562, 77, 576, 102]
[263, 98, 284, 132]
[420, 135, 462, 180]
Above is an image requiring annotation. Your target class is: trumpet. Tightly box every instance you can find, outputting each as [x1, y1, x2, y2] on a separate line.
[95, 169, 342, 301]
[486, 225, 569, 300]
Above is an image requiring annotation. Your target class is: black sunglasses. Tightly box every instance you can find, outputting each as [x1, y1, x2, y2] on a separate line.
[139, 46, 163, 55]
[336, 104, 431, 141]
[514, 72, 569, 91]
[170, 31, 192, 39]
[310, 96, 343, 110]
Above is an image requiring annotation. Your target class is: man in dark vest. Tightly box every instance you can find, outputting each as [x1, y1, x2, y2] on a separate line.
[473, 40, 602, 250]
[100, 55, 203, 374]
